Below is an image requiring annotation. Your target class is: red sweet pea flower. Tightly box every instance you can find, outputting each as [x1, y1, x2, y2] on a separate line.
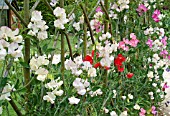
[114, 58, 123, 66]
[83, 55, 93, 64]
[94, 62, 101, 68]
[114, 54, 126, 72]
[126, 72, 134, 79]
[117, 54, 126, 62]
[118, 66, 124, 72]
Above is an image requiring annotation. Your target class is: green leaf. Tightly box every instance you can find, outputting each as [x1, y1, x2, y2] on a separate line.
[19, 61, 30, 68]
[46, 48, 56, 54]
[0, 77, 8, 89]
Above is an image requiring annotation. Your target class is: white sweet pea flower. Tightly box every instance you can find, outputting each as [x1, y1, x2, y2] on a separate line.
[8, 42, 23, 58]
[0, 48, 7, 60]
[53, 89, 64, 96]
[0, 39, 10, 48]
[43, 92, 56, 104]
[68, 13, 75, 21]
[37, 56, 49, 66]
[120, 111, 128, 116]
[12, 35, 23, 43]
[73, 22, 80, 31]
[37, 75, 47, 82]
[82, 61, 92, 71]
[113, 90, 117, 98]
[37, 31, 48, 40]
[35, 67, 49, 75]
[88, 68, 97, 77]
[31, 11, 43, 22]
[77, 89, 86, 95]
[103, 107, 109, 113]
[52, 54, 61, 65]
[30, 57, 39, 70]
[54, 20, 65, 29]
[68, 96, 80, 105]
[0, 83, 15, 101]
[50, 0, 58, 7]
[128, 94, 133, 99]
[122, 96, 126, 100]
[134, 104, 140, 110]
[147, 71, 154, 78]
[110, 111, 118, 116]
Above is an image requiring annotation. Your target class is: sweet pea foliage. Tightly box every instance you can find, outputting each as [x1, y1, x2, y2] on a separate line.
[1, 0, 170, 115]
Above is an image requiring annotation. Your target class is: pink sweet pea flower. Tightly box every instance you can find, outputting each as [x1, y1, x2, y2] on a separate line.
[160, 50, 168, 58]
[139, 108, 146, 116]
[161, 36, 167, 46]
[96, 6, 102, 12]
[123, 38, 130, 44]
[168, 55, 170, 60]
[151, 106, 157, 115]
[94, 20, 101, 33]
[152, 9, 161, 22]
[136, 4, 148, 16]
[146, 39, 153, 48]
[129, 39, 139, 47]
[130, 33, 137, 40]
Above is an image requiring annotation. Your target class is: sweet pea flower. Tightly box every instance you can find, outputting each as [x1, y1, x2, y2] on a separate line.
[68, 96, 80, 105]
[136, 4, 148, 16]
[160, 50, 168, 58]
[139, 108, 146, 116]
[151, 106, 157, 115]
[161, 36, 167, 46]
[96, 6, 102, 12]
[146, 39, 153, 48]
[152, 9, 161, 22]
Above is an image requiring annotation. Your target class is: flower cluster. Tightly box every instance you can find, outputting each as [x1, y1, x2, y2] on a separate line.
[118, 33, 139, 51]
[43, 77, 64, 104]
[53, 7, 69, 29]
[152, 9, 165, 23]
[111, 0, 130, 12]
[28, 11, 49, 40]
[114, 54, 126, 72]
[0, 26, 23, 60]
[73, 78, 90, 95]
[30, 55, 49, 81]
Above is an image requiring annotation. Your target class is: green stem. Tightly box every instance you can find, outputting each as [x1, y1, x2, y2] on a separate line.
[24, 0, 30, 113]
[43, 0, 53, 13]
[83, 0, 87, 57]
[104, 0, 109, 33]
[80, 3, 95, 45]
[9, 97, 22, 116]
[60, 0, 65, 90]
[63, 31, 74, 61]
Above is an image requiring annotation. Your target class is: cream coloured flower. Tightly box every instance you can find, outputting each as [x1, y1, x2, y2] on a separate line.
[68, 96, 80, 105]
[88, 68, 97, 77]
[134, 104, 140, 110]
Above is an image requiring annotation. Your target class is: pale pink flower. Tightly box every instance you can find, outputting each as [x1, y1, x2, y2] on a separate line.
[146, 39, 153, 48]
